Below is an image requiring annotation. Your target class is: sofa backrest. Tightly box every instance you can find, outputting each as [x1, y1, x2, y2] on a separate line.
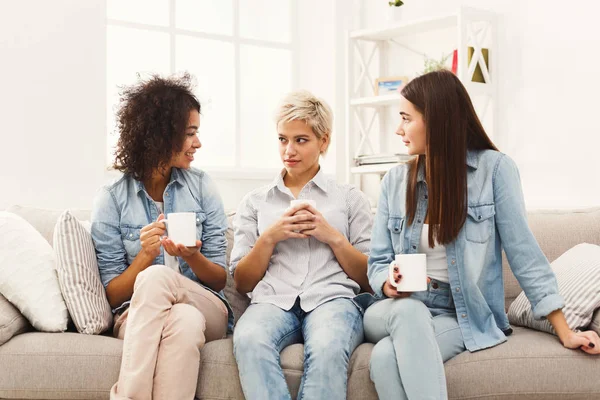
[7, 205, 600, 317]
[502, 207, 600, 309]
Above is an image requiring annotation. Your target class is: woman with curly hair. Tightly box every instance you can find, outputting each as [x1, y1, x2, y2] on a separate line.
[91, 74, 233, 400]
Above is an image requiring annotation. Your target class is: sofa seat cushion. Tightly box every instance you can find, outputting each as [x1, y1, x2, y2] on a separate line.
[445, 327, 600, 399]
[197, 338, 378, 400]
[0, 332, 121, 399]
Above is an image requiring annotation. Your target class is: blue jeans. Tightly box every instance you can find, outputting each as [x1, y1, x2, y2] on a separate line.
[233, 297, 364, 400]
[364, 279, 466, 400]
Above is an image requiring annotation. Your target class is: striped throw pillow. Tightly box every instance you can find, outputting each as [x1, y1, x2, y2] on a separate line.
[53, 210, 112, 334]
[508, 243, 600, 335]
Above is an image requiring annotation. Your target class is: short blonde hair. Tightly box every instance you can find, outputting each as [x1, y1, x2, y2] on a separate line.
[275, 90, 333, 141]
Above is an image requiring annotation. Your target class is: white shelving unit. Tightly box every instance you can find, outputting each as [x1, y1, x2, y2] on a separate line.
[345, 7, 498, 187]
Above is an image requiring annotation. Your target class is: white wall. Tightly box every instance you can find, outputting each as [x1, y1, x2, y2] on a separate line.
[0, 0, 343, 212]
[2, 1, 597, 212]
[359, 0, 600, 209]
[0, 0, 107, 211]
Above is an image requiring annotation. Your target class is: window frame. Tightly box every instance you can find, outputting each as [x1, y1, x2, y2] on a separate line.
[106, 0, 298, 179]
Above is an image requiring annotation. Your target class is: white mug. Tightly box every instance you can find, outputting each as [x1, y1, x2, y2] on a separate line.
[388, 254, 427, 292]
[161, 212, 196, 247]
[289, 199, 316, 210]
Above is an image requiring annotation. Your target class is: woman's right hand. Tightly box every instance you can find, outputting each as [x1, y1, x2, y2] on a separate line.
[262, 205, 316, 245]
[382, 265, 412, 299]
[139, 214, 167, 260]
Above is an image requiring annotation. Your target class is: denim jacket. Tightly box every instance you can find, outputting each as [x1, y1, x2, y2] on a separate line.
[368, 150, 564, 351]
[91, 167, 234, 332]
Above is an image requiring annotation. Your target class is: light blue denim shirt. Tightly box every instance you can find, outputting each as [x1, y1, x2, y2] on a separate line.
[91, 167, 234, 332]
[368, 150, 565, 351]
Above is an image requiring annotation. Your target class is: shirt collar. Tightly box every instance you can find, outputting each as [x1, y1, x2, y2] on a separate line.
[269, 166, 328, 194]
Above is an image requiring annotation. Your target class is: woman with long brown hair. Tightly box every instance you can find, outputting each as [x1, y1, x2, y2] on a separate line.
[364, 70, 599, 399]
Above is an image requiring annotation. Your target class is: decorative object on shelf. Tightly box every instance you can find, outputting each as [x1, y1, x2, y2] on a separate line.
[354, 153, 413, 166]
[374, 76, 409, 95]
[451, 49, 458, 74]
[387, 0, 404, 24]
[467, 46, 489, 83]
[421, 52, 452, 75]
[346, 7, 498, 186]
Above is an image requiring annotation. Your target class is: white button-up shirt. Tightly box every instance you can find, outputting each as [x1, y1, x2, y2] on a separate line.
[230, 168, 373, 312]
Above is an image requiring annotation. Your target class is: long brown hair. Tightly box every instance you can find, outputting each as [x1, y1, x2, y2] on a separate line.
[401, 70, 497, 247]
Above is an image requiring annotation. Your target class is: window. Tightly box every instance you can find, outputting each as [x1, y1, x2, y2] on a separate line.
[106, 0, 295, 173]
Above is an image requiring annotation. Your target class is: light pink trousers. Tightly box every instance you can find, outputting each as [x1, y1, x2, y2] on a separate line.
[110, 265, 228, 400]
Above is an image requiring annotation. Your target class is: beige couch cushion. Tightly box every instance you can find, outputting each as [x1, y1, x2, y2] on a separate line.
[445, 326, 600, 399]
[503, 207, 600, 309]
[0, 332, 121, 399]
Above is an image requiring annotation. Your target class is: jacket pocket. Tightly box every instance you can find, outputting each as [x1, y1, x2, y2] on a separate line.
[121, 226, 143, 258]
[387, 216, 405, 253]
[466, 204, 495, 243]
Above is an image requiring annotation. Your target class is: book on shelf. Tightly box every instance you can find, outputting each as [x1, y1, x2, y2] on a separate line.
[354, 153, 413, 166]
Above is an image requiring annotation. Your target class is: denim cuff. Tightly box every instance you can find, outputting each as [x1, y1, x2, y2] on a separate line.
[370, 268, 389, 300]
[100, 272, 120, 289]
[532, 293, 565, 320]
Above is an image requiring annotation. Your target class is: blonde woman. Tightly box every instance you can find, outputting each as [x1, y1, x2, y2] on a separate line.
[230, 90, 373, 400]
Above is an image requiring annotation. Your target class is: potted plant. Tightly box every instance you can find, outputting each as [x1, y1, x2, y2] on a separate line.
[387, 0, 404, 23]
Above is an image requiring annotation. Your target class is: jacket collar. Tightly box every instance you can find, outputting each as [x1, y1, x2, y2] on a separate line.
[417, 150, 479, 183]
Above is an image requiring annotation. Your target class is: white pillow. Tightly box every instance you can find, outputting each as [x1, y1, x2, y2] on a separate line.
[508, 243, 600, 335]
[0, 212, 68, 331]
[54, 210, 112, 334]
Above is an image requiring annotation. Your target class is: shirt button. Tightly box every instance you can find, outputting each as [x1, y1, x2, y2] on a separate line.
[451, 259, 456, 265]
[462, 313, 467, 318]
[412, 245, 417, 250]
[417, 219, 422, 223]
[455, 287, 460, 292]
[478, 215, 481, 220]
[196, 218, 200, 222]
[166, 193, 169, 196]
[129, 233, 133, 238]
[424, 195, 428, 199]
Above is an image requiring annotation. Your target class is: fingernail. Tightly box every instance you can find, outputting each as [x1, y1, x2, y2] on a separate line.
[398, 274, 403, 279]
[590, 342, 596, 348]
[393, 267, 399, 272]
[394, 278, 399, 283]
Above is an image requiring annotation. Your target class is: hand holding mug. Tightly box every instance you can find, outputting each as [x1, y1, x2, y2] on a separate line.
[263, 205, 316, 245]
[161, 237, 202, 259]
[383, 254, 429, 298]
[139, 214, 167, 260]
[159, 212, 201, 258]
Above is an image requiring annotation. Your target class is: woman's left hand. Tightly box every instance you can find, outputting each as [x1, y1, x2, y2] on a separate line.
[296, 204, 343, 246]
[161, 238, 202, 259]
[562, 329, 600, 355]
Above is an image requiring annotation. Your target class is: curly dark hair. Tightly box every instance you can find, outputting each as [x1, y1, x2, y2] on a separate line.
[112, 73, 201, 182]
